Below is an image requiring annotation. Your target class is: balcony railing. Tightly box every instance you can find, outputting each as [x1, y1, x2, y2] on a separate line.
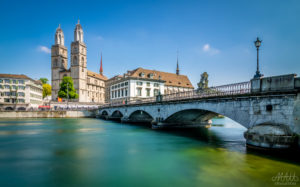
[101, 81, 251, 108]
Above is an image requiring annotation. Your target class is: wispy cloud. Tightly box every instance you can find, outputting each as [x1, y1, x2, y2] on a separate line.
[37, 46, 51, 54]
[202, 44, 220, 55]
[96, 36, 104, 40]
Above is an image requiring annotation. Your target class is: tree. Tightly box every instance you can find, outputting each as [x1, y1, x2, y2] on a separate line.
[58, 76, 78, 99]
[42, 84, 52, 98]
[39, 78, 49, 84]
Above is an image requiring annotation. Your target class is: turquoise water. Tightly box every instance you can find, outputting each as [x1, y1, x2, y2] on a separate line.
[0, 118, 299, 187]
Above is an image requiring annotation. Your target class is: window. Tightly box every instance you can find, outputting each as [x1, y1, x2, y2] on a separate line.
[18, 92, 25, 97]
[54, 59, 58, 67]
[4, 98, 10, 103]
[146, 82, 150, 87]
[125, 82, 128, 86]
[137, 81, 143, 86]
[12, 80, 17, 84]
[146, 88, 151, 97]
[18, 86, 25, 90]
[139, 72, 145, 77]
[0, 79, 3, 83]
[154, 89, 159, 96]
[0, 85, 3, 89]
[148, 73, 154, 78]
[125, 89, 128, 96]
[136, 88, 142, 96]
[5, 79, 10, 83]
[118, 90, 120, 97]
[121, 83, 124, 87]
[18, 99, 25, 103]
[12, 85, 17, 90]
[121, 89, 124, 97]
[4, 85, 10, 89]
[73, 56, 78, 65]
[154, 83, 159, 87]
[18, 80, 24, 84]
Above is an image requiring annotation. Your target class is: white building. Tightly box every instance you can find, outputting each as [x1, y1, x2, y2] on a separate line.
[0, 74, 43, 110]
[109, 67, 194, 102]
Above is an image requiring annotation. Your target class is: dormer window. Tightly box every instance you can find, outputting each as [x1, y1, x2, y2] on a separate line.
[139, 72, 145, 77]
[148, 73, 154, 78]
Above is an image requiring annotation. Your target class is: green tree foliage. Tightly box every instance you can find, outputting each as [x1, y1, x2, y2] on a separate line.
[58, 76, 78, 99]
[42, 84, 52, 98]
[39, 78, 49, 84]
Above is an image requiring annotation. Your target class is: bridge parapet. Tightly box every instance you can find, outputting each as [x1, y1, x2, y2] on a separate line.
[101, 81, 251, 108]
[251, 74, 299, 93]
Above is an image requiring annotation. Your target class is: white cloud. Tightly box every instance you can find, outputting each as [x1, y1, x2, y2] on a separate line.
[96, 36, 104, 40]
[202, 43, 220, 55]
[38, 46, 51, 54]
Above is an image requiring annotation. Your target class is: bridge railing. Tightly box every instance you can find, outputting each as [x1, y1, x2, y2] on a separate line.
[101, 81, 251, 108]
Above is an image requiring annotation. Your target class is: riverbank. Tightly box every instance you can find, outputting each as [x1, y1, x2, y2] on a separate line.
[0, 110, 95, 118]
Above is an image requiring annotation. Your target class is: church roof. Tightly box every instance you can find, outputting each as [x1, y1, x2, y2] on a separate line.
[87, 70, 108, 81]
[125, 68, 194, 89]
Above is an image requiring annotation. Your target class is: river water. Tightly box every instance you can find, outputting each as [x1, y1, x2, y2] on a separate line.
[0, 118, 299, 187]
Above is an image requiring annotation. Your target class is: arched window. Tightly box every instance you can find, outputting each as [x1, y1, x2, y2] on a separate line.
[59, 34, 62, 44]
[62, 60, 65, 67]
[81, 57, 84, 72]
[81, 57, 84, 66]
[54, 59, 58, 67]
[79, 32, 81, 42]
[74, 56, 78, 65]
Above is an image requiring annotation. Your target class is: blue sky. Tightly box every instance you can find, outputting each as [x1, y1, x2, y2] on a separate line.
[0, 0, 299, 87]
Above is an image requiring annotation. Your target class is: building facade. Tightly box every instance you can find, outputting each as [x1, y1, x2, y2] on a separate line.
[108, 67, 194, 103]
[51, 21, 107, 103]
[0, 74, 43, 110]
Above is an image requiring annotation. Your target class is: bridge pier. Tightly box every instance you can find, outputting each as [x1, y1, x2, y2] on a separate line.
[244, 124, 298, 149]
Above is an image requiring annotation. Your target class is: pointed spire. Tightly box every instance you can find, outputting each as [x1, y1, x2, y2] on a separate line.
[77, 19, 80, 24]
[176, 50, 180, 75]
[58, 24, 61, 28]
[100, 52, 103, 75]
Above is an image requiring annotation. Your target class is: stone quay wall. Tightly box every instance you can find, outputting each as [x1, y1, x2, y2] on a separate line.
[0, 110, 96, 118]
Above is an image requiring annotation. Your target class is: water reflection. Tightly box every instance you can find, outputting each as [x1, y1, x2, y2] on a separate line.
[0, 118, 299, 187]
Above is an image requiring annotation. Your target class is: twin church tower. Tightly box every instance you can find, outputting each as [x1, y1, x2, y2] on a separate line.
[51, 21, 107, 103]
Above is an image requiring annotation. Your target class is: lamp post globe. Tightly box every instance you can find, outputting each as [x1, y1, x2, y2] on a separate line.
[254, 37, 263, 78]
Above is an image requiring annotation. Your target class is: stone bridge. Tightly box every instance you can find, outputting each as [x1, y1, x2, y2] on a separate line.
[98, 74, 300, 149]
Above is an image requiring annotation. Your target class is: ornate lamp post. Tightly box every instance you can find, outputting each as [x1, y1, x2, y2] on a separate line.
[254, 37, 263, 78]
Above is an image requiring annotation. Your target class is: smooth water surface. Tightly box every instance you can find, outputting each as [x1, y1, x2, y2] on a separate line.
[0, 118, 299, 187]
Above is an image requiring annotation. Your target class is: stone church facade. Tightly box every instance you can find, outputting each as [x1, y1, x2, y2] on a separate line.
[51, 21, 107, 103]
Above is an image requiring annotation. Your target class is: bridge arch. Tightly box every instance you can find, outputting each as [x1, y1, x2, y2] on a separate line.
[160, 103, 251, 129]
[101, 110, 108, 116]
[164, 109, 218, 124]
[128, 110, 154, 123]
[111, 110, 123, 118]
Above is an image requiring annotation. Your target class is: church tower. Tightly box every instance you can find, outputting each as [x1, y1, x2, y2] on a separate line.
[176, 51, 180, 75]
[70, 20, 87, 102]
[51, 24, 68, 100]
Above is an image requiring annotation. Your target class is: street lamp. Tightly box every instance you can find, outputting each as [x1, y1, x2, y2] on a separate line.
[254, 37, 263, 78]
